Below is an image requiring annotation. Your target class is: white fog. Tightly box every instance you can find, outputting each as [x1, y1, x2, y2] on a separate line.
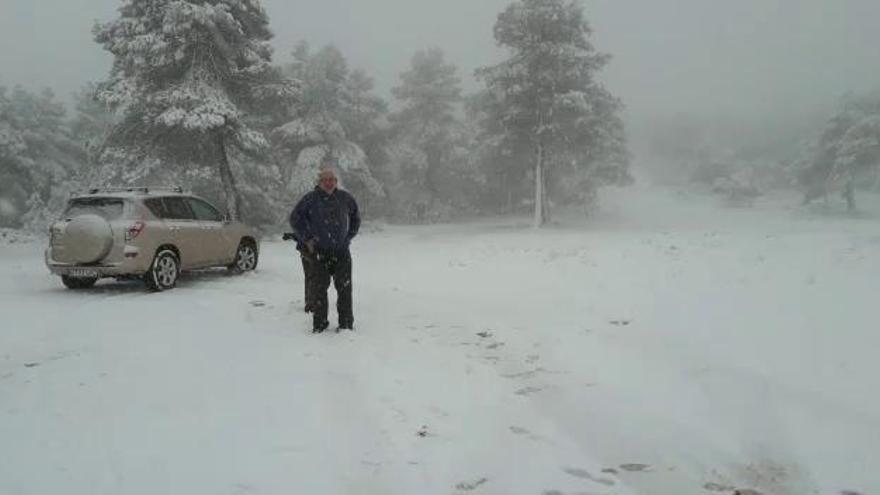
[1, 1, 878, 494]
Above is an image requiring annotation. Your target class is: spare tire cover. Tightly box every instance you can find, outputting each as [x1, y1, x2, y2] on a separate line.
[64, 214, 113, 263]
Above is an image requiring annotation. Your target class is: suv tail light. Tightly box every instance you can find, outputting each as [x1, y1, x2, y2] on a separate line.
[125, 221, 146, 241]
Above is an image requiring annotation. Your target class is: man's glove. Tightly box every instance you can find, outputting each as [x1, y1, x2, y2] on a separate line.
[282, 233, 296, 241]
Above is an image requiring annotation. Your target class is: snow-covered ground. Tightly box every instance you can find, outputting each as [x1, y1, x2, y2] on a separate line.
[1, 186, 878, 495]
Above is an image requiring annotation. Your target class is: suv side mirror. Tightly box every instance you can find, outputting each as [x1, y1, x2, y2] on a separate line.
[221, 212, 231, 224]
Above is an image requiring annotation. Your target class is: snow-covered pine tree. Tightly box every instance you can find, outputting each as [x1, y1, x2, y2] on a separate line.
[340, 69, 389, 195]
[0, 86, 85, 229]
[801, 91, 880, 210]
[388, 48, 467, 221]
[0, 87, 28, 227]
[342, 69, 388, 154]
[465, 90, 532, 215]
[476, 0, 630, 226]
[93, 0, 296, 220]
[70, 83, 115, 167]
[274, 43, 383, 204]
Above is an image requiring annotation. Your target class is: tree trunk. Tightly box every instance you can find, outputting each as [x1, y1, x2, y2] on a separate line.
[844, 176, 856, 212]
[216, 132, 242, 221]
[542, 158, 551, 224]
[533, 139, 547, 228]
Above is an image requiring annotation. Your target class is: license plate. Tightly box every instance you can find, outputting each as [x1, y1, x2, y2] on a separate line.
[67, 269, 98, 278]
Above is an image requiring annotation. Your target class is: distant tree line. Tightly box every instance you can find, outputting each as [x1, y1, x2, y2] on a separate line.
[644, 92, 880, 211]
[7, 0, 631, 229]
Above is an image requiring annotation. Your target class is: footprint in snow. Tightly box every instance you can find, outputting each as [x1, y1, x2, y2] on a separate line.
[619, 463, 651, 473]
[455, 477, 488, 491]
[515, 386, 543, 396]
[502, 368, 544, 380]
[562, 467, 616, 486]
[703, 482, 735, 492]
[23, 350, 82, 369]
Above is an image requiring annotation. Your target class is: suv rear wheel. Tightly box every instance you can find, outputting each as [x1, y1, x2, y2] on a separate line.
[229, 240, 258, 273]
[145, 249, 180, 291]
[61, 275, 98, 289]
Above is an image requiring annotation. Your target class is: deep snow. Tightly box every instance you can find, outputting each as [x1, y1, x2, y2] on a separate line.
[1, 187, 878, 495]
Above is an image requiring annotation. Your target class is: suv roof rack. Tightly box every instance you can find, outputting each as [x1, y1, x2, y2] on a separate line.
[80, 186, 187, 195]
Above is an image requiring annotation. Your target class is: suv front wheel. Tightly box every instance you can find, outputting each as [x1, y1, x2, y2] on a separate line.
[145, 249, 180, 291]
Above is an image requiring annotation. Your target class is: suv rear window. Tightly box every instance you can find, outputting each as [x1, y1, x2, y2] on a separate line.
[63, 198, 126, 220]
[187, 198, 223, 222]
[160, 197, 195, 220]
[143, 198, 168, 218]
[141, 197, 198, 220]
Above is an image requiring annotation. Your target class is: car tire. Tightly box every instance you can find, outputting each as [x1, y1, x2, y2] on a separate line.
[145, 249, 180, 291]
[61, 275, 98, 289]
[229, 240, 258, 273]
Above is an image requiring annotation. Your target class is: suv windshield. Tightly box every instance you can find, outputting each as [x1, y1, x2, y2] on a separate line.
[63, 198, 126, 220]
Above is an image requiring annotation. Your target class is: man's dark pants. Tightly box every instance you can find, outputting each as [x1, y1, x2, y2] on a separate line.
[310, 249, 353, 330]
[300, 251, 316, 311]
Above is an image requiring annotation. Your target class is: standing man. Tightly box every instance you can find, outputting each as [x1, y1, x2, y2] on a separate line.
[289, 167, 361, 333]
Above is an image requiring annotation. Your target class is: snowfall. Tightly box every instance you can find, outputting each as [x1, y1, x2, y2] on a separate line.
[1, 185, 878, 495]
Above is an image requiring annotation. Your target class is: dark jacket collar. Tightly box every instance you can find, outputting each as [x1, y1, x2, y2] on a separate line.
[315, 185, 340, 198]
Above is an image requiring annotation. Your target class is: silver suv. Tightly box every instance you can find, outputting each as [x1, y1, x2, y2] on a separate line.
[45, 187, 259, 291]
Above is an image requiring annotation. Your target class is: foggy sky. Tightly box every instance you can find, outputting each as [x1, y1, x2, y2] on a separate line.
[1, 0, 878, 140]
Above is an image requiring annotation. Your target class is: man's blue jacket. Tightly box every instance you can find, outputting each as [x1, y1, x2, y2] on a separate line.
[289, 186, 361, 253]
